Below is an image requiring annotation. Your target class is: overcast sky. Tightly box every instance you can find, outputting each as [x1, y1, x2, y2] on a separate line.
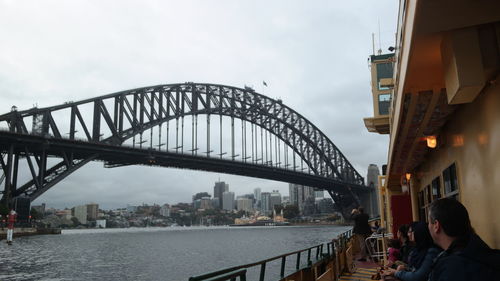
[0, 0, 397, 209]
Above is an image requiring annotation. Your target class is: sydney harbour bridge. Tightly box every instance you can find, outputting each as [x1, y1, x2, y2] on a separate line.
[0, 83, 369, 218]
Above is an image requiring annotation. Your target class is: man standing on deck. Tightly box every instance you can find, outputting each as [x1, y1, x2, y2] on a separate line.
[427, 198, 500, 281]
[351, 206, 371, 261]
[6, 209, 17, 245]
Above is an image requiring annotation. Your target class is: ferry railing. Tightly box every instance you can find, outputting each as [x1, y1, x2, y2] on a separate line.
[189, 228, 354, 281]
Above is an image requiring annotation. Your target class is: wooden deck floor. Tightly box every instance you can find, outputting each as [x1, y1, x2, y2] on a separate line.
[339, 259, 380, 281]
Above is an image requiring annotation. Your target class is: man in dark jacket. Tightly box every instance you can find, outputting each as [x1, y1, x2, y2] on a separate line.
[427, 198, 500, 281]
[351, 206, 371, 261]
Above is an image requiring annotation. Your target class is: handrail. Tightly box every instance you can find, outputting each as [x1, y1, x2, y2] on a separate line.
[189, 228, 354, 281]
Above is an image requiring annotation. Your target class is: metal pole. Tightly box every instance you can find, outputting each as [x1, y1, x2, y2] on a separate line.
[207, 114, 210, 157]
[231, 117, 235, 160]
[220, 114, 222, 159]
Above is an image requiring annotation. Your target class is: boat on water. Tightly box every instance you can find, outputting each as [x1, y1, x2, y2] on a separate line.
[191, 1, 500, 280]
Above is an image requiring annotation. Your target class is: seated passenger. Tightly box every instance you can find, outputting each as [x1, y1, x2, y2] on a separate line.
[427, 198, 500, 281]
[397, 224, 413, 264]
[387, 239, 401, 264]
[382, 222, 441, 281]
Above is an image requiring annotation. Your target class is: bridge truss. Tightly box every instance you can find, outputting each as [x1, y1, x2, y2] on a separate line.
[0, 83, 367, 217]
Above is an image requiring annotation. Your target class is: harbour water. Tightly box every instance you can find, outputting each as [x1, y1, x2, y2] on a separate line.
[0, 225, 350, 281]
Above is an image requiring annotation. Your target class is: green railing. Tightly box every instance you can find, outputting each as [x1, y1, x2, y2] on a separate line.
[189, 228, 353, 281]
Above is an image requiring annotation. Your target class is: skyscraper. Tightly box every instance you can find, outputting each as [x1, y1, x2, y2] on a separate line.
[222, 191, 235, 211]
[289, 183, 298, 206]
[365, 164, 380, 217]
[236, 198, 253, 212]
[73, 205, 87, 225]
[289, 183, 315, 214]
[214, 181, 228, 209]
[260, 192, 271, 215]
[253, 187, 261, 208]
[86, 203, 99, 221]
[270, 190, 282, 211]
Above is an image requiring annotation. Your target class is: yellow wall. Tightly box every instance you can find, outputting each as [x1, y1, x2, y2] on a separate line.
[413, 77, 500, 248]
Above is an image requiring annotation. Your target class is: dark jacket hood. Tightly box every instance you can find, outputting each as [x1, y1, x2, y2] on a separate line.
[458, 234, 500, 271]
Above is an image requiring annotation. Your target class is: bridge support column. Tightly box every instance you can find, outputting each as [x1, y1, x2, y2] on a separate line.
[1, 144, 15, 208]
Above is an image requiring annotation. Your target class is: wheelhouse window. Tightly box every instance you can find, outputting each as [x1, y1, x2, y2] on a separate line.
[378, 94, 391, 115]
[376, 62, 393, 90]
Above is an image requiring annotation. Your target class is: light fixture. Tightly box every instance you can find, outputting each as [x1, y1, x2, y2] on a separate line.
[405, 173, 411, 181]
[426, 135, 437, 148]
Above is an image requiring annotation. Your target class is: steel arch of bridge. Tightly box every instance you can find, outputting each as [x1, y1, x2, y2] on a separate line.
[0, 83, 366, 212]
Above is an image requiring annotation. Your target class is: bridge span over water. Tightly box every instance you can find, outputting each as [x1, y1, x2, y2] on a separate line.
[0, 83, 368, 217]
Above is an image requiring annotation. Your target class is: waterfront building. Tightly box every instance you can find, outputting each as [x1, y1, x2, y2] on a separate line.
[159, 204, 170, 217]
[363, 1, 500, 248]
[96, 219, 106, 228]
[282, 196, 290, 206]
[193, 199, 201, 210]
[200, 197, 212, 210]
[126, 205, 137, 213]
[253, 188, 261, 210]
[211, 197, 220, 209]
[253, 188, 261, 202]
[288, 183, 298, 206]
[317, 198, 335, 214]
[214, 181, 228, 209]
[32, 203, 46, 216]
[289, 183, 315, 214]
[260, 192, 271, 215]
[236, 198, 253, 213]
[86, 203, 99, 221]
[222, 191, 235, 211]
[55, 209, 72, 220]
[302, 197, 316, 216]
[72, 205, 87, 225]
[269, 190, 282, 211]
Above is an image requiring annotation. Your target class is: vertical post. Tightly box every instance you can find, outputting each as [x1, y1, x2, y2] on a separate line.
[11, 153, 19, 193]
[176, 118, 179, 153]
[39, 148, 47, 188]
[259, 263, 266, 281]
[296, 252, 301, 270]
[260, 124, 264, 164]
[207, 114, 210, 157]
[70, 106, 76, 140]
[3, 145, 14, 205]
[92, 101, 101, 142]
[231, 117, 235, 160]
[194, 115, 198, 156]
[181, 116, 184, 153]
[280, 256, 286, 278]
[307, 248, 311, 262]
[219, 114, 222, 159]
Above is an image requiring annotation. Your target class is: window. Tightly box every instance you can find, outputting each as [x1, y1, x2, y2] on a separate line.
[378, 94, 391, 115]
[376, 62, 394, 90]
[431, 177, 441, 201]
[418, 190, 426, 221]
[443, 163, 459, 198]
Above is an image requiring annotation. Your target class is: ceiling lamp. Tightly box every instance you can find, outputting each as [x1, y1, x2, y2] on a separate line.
[426, 135, 437, 148]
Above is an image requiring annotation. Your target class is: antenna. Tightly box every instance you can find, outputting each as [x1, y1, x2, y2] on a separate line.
[378, 20, 382, 55]
[372, 33, 375, 55]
